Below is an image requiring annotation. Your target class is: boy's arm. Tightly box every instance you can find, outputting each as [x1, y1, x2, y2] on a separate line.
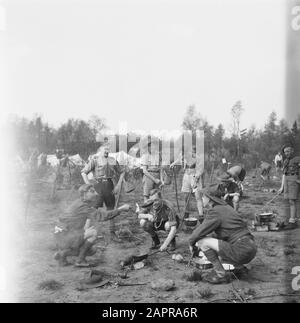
[81, 159, 95, 184]
[188, 210, 221, 246]
[160, 226, 177, 251]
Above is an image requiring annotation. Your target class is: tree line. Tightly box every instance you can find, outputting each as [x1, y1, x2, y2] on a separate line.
[6, 106, 300, 169]
[182, 104, 300, 169]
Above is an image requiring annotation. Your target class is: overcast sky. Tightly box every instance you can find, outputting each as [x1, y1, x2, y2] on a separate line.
[0, 0, 286, 135]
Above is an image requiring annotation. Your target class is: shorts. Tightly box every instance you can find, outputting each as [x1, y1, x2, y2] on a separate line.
[54, 229, 84, 251]
[181, 172, 203, 191]
[276, 161, 282, 168]
[94, 179, 115, 209]
[218, 236, 257, 267]
[181, 173, 196, 193]
[284, 175, 300, 200]
[143, 173, 160, 197]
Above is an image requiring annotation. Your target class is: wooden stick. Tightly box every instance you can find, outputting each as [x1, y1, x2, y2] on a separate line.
[114, 173, 125, 209]
[209, 162, 215, 183]
[172, 168, 181, 214]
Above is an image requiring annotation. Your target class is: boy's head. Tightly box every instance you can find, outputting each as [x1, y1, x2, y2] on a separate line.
[78, 184, 98, 202]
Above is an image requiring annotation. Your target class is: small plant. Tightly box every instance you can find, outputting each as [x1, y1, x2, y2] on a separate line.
[182, 270, 202, 282]
[184, 290, 194, 299]
[196, 287, 214, 299]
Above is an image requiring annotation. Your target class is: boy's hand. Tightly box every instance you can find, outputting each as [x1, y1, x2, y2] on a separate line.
[159, 243, 168, 252]
[155, 179, 161, 185]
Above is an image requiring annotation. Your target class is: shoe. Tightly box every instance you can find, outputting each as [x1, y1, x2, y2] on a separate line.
[75, 241, 94, 266]
[150, 243, 161, 250]
[54, 251, 71, 266]
[150, 235, 160, 250]
[282, 222, 298, 231]
[202, 270, 232, 284]
[233, 266, 249, 279]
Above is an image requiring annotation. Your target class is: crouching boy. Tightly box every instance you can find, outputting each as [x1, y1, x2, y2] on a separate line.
[188, 184, 257, 284]
[137, 189, 180, 252]
[54, 184, 130, 267]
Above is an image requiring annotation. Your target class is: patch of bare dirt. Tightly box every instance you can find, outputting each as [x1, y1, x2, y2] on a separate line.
[13, 169, 300, 303]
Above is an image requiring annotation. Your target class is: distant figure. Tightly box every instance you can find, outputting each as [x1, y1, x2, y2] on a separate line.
[170, 145, 205, 218]
[274, 152, 283, 174]
[260, 161, 272, 181]
[140, 141, 164, 202]
[55, 149, 64, 160]
[217, 175, 242, 212]
[37, 153, 47, 168]
[28, 148, 39, 172]
[278, 144, 300, 230]
[81, 145, 125, 241]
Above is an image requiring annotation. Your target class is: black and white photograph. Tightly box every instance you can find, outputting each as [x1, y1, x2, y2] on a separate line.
[0, 0, 299, 306]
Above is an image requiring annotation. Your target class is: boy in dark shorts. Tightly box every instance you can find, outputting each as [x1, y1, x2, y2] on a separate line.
[278, 144, 300, 230]
[188, 184, 257, 284]
[137, 189, 180, 252]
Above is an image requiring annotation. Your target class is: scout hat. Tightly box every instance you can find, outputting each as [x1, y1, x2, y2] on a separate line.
[200, 184, 227, 206]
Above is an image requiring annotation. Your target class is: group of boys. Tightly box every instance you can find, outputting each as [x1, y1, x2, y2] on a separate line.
[53, 142, 299, 284]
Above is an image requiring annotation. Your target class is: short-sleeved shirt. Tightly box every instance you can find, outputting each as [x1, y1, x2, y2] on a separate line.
[283, 156, 300, 176]
[141, 153, 161, 172]
[58, 199, 97, 231]
[141, 199, 179, 227]
[82, 155, 120, 179]
[189, 204, 251, 246]
[58, 199, 121, 231]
